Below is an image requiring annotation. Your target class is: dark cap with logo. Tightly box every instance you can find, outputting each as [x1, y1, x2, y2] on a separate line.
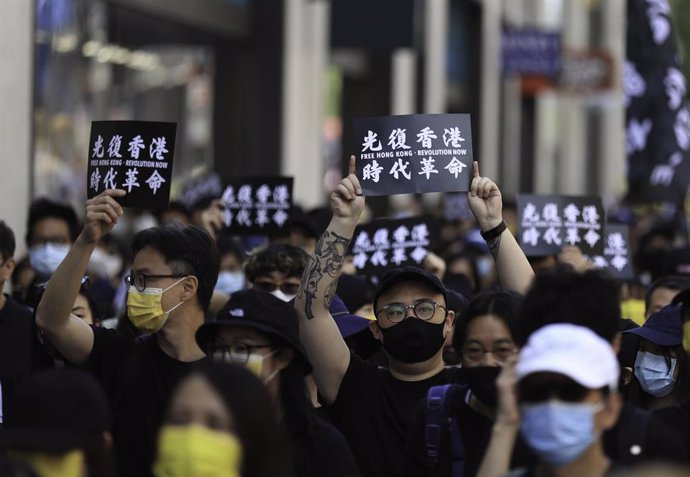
[196, 289, 312, 374]
[372, 266, 448, 312]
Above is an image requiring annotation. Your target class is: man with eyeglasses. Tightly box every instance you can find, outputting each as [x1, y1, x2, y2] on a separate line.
[244, 243, 310, 302]
[295, 158, 534, 476]
[35, 188, 220, 477]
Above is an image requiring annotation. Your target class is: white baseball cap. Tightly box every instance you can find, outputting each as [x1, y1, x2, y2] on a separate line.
[516, 323, 619, 391]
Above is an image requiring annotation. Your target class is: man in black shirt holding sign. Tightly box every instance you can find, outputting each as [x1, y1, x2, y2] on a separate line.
[295, 158, 533, 476]
[36, 189, 219, 477]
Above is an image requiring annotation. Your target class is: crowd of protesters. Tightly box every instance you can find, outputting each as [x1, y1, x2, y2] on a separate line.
[0, 157, 688, 477]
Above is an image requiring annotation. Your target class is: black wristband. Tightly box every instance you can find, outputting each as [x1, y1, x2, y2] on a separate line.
[480, 221, 507, 242]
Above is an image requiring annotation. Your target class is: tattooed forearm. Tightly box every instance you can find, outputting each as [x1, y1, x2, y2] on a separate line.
[300, 230, 351, 320]
[487, 233, 502, 260]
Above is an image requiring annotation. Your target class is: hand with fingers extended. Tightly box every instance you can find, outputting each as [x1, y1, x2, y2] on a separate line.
[81, 189, 126, 244]
[467, 161, 503, 232]
[495, 357, 520, 427]
[331, 155, 365, 224]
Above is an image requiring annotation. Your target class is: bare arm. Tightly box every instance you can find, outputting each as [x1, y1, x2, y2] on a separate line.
[468, 162, 534, 295]
[295, 156, 364, 404]
[36, 189, 125, 364]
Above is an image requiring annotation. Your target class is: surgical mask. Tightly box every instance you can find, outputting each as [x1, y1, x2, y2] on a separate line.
[520, 400, 603, 467]
[271, 289, 296, 302]
[154, 425, 241, 477]
[87, 247, 123, 279]
[9, 449, 85, 477]
[215, 271, 245, 295]
[634, 350, 677, 397]
[245, 350, 280, 384]
[126, 277, 186, 333]
[29, 242, 70, 277]
[464, 366, 501, 408]
[380, 318, 445, 363]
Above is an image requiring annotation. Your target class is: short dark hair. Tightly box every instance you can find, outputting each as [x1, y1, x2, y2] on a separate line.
[216, 233, 246, 263]
[131, 224, 220, 312]
[25, 198, 79, 246]
[644, 275, 690, 310]
[0, 221, 16, 261]
[519, 266, 620, 345]
[244, 243, 309, 283]
[453, 290, 522, 350]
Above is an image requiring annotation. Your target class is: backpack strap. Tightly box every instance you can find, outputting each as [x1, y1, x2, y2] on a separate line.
[425, 384, 466, 477]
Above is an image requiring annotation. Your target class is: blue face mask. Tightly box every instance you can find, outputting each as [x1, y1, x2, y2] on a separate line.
[29, 242, 70, 277]
[520, 400, 602, 467]
[634, 351, 677, 398]
[214, 271, 245, 295]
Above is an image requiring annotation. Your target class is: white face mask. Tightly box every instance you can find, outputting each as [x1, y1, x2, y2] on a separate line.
[29, 242, 70, 276]
[215, 271, 245, 295]
[634, 350, 678, 397]
[270, 289, 296, 302]
[87, 247, 123, 279]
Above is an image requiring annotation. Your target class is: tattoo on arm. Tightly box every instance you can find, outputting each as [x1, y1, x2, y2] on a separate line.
[299, 231, 350, 320]
[487, 233, 502, 260]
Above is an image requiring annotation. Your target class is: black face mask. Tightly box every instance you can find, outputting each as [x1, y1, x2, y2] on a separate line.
[380, 318, 446, 363]
[463, 366, 501, 408]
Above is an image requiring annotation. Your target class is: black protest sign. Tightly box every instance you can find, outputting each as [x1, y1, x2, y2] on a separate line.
[350, 217, 432, 275]
[87, 121, 177, 209]
[589, 224, 635, 280]
[179, 173, 223, 210]
[353, 114, 473, 196]
[517, 194, 605, 256]
[221, 177, 293, 235]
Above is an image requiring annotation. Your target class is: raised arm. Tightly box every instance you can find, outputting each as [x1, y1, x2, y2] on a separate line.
[295, 156, 364, 404]
[468, 162, 534, 295]
[36, 189, 125, 364]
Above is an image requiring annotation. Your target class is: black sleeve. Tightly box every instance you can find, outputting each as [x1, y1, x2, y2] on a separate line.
[81, 327, 133, 397]
[329, 353, 379, 415]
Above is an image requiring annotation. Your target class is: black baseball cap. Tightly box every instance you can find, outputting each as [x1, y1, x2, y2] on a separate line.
[0, 369, 110, 453]
[372, 266, 448, 312]
[196, 289, 313, 374]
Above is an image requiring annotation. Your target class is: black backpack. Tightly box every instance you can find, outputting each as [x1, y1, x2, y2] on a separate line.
[424, 384, 466, 477]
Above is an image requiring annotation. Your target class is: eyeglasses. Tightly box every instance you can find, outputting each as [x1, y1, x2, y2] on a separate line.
[211, 343, 274, 364]
[253, 281, 300, 295]
[125, 272, 187, 292]
[461, 344, 517, 363]
[376, 300, 446, 324]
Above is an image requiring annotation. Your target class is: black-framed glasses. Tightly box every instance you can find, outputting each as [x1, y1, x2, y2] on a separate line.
[211, 343, 275, 364]
[125, 272, 187, 292]
[254, 281, 300, 295]
[376, 300, 446, 324]
[461, 344, 517, 363]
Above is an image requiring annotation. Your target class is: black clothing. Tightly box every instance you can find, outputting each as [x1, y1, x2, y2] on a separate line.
[405, 387, 535, 477]
[293, 414, 360, 477]
[85, 328, 206, 477]
[325, 353, 462, 477]
[0, 295, 51, 422]
[603, 402, 689, 465]
[653, 397, 690, 462]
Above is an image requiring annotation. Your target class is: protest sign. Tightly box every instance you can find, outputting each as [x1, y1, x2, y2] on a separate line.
[517, 194, 605, 256]
[221, 177, 293, 235]
[589, 224, 635, 280]
[502, 28, 561, 77]
[179, 173, 223, 210]
[87, 121, 177, 209]
[353, 114, 473, 196]
[350, 217, 433, 276]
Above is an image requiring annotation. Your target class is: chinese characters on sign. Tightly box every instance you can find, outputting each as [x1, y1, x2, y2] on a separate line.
[350, 218, 432, 275]
[588, 224, 635, 280]
[87, 121, 177, 209]
[221, 177, 294, 235]
[353, 114, 474, 196]
[517, 194, 605, 256]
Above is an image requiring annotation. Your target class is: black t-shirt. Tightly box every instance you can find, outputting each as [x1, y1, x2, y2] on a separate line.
[325, 353, 462, 477]
[652, 397, 690, 462]
[293, 414, 361, 477]
[85, 327, 206, 477]
[404, 387, 536, 477]
[603, 401, 689, 465]
[0, 295, 52, 421]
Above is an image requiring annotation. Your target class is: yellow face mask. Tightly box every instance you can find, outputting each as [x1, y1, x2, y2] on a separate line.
[127, 277, 186, 333]
[153, 425, 242, 477]
[620, 298, 646, 326]
[9, 449, 85, 477]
